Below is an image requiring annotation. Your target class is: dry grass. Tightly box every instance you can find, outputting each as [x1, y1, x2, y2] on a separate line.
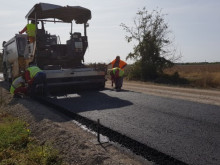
[164, 63, 220, 88]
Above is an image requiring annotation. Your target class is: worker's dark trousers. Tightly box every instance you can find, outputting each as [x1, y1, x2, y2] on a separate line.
[29, 72, 47, 96]
[115, 77, 123, 89]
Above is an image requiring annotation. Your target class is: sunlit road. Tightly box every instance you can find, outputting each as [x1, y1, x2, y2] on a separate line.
[49, 84, 220, 165]
[1, 72, 219, 165]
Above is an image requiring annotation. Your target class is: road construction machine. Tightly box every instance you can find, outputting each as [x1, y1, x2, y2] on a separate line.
[2, 3, 106, 93]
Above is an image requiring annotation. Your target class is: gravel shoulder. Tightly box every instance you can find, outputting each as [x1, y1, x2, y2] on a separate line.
[116, 80, 220, 106]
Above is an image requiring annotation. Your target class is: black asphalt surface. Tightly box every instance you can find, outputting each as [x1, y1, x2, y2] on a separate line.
[50, 89, 220, 165]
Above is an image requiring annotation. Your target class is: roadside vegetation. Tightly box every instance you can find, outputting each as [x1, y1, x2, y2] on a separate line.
[118, 7, 220, 89]
[120, 7, 181, 81]
[0, 53, 2, 72]
[0, 109, 64, 165]
[85, 62, 220, 89]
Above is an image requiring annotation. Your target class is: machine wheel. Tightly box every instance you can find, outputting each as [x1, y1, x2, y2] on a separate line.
[3, 63, 8, 82]
[3, 63, 12, 84]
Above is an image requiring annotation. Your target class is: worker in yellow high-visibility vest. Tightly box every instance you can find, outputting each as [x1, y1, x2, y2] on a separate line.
[10, 76, 27, 98]
[19, 20, 36, 43]
[108, 56, 127, 91]
[110, 67, 124, 91]
[24, 65, 47, 96]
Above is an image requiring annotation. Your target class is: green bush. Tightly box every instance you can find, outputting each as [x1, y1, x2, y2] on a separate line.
[155, 72, 189, 85]
[126, 61, 159, 80]
[126, 62, 141, 80]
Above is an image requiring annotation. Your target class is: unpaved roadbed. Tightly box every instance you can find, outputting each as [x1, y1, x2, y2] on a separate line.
[108, 80, 220, 106]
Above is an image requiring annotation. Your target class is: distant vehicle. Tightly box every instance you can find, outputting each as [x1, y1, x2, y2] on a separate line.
[2, 3, 106, 93]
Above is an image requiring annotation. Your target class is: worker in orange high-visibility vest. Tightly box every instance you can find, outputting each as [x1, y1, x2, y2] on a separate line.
[109, 56, 127, 91]
[109, 56, 127, 70]
[19, 20, 36, 43]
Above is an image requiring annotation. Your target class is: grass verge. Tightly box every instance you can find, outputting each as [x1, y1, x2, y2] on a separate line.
[0, 110, 64, 165]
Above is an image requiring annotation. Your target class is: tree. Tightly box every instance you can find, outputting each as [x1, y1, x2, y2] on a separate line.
[121, 7, 179, 80]
[0, 53, 2, 72]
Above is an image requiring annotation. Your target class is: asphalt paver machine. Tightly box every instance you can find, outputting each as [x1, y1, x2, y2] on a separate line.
[2, 3, 106, 93]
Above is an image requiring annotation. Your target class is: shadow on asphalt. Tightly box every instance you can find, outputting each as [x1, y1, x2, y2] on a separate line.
[46, 90, 133, 113]
[0, 81, 133, 120]
[105, 87, 143, 94]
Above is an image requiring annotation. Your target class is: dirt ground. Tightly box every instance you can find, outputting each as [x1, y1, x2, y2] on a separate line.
[0, 83, 152, 165]
[120, 80, 220, 106]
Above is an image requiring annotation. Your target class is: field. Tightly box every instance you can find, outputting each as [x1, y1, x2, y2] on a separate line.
[164, 63, 220, 88]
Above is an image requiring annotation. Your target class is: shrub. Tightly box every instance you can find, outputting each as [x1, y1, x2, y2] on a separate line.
[126, 62, 142, 80]
[155, 72, 189, 85]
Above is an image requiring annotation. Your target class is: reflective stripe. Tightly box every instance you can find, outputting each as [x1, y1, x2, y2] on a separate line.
[10, 76, 24, 94]
[11, 84, 17, 89]
[112, 67, 124, 77]
[12, 77, 24, 88]
[27, 23, 36, 37]
[10, 85, 15, 94]
[27, 66, 42, 79]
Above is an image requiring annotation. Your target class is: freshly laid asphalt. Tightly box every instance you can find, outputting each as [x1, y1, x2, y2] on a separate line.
[51, 88, 220, 165]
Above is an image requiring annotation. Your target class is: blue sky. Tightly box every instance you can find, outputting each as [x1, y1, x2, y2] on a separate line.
[0, 0, 219, 63]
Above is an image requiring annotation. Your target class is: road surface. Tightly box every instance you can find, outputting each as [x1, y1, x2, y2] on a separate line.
[47, 81, 220, 165]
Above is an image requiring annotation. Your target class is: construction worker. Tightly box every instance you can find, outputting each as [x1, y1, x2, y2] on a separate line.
[10, 75, 27, 98]
[109, 56, 127, 70]
[110, 67, 125, 91]
[24, 65, 47, 96]
[109, 56, 127, 91]
[19, 20, 36, 43]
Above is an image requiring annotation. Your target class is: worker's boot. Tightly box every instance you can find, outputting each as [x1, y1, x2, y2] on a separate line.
[13, 94, 22, 98]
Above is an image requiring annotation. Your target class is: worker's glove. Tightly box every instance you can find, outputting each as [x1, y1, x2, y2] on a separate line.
[21, 82, 25, 86]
